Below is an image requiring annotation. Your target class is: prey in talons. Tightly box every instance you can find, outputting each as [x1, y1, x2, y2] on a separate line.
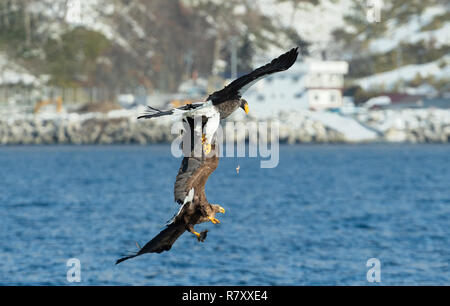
[190, 227, 208, 242]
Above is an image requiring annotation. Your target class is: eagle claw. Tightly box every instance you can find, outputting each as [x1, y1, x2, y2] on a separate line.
[208, 217, 220, 224]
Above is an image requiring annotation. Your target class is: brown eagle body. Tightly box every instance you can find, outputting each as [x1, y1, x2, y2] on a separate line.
[215, 99, 241, 119]
[116, 126, 223, 264]
[117, 48, 299, 264]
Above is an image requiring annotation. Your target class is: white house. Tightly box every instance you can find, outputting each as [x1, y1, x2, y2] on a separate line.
[304, 61, 349, 110]
[242, 60, 349, 117]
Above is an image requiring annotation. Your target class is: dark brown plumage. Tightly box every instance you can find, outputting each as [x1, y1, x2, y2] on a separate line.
[174, 147, 219, 205]
[214, 99, 242, 119]
[116, 120, 223, 264]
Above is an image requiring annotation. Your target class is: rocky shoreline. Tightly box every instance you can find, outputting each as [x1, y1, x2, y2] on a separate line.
[356, 109, 450, 143]
[1, 108, 449, 145]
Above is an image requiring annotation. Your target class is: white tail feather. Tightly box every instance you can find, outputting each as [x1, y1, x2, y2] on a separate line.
[184, 188, 194, 204]
[167, 188, 195, 225]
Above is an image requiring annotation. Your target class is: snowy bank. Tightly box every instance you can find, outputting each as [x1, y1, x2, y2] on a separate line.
[0, 108, 449, 145]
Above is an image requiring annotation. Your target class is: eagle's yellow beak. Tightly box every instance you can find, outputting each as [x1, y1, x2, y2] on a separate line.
[219, 207, 226, 214]
[244, 103, 249, 114]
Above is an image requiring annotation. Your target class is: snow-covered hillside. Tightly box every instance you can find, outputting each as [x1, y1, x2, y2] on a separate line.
[357, 55, 450, 90]
[257, 0, 352, 60]
[0, 53, 38, 86]
[369, 4, 449, 54]
[342, 1, 450, 92]
[1, 0, 448, 98]
[67, 0, 352, 62]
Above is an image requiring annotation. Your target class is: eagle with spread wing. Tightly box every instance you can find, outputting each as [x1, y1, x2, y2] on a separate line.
[116, 48, 299, 264]
[137, 47, 299, 154]
[116, 119, 223, 264]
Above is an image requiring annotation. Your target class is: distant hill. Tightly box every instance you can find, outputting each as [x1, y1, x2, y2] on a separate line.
[331, 0, 449, 95]
[0, 0, 313, 92]
[0, 0, 448, 97]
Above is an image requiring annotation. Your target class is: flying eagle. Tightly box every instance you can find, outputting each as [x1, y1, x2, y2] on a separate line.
[137, 47, 299, 154]
[116, 119, 224, 264]
[116, 48, 299, 264]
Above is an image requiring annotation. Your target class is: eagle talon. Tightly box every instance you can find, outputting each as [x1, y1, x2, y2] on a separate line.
[208, 217, 220, 224]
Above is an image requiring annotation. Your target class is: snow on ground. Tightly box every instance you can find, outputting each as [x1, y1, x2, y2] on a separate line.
[306, 110, 378, 141]
[256, 0, 351, 60]
[369, 5, 449, 54]
[357, 55, 450, 91]
[64, 0, 130, 50]
[0, 103, 175, 126]
[3, 103, 450, 144]
[0, 53, 38, 86]
[358, 108, 450, 134]
[0, 99, 377, 143]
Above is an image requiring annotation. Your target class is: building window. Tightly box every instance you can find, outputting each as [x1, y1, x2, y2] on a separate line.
[330, 92, 336, 102]
[294, 92, 303, 99]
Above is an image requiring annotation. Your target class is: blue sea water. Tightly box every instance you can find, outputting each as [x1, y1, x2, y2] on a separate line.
[0, 144, 449, 285]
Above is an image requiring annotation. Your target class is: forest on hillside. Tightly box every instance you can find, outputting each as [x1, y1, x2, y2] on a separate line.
[332, 0, 449, 95]
[0, 0, 311, 93]
[0, 0, 448, 97]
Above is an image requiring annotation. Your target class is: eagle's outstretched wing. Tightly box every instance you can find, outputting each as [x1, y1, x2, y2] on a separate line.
[115, 222, 186, 264]
[206, 47, 299, 104]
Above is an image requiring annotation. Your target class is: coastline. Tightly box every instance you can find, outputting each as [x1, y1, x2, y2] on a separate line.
[1, 108, 449, 145]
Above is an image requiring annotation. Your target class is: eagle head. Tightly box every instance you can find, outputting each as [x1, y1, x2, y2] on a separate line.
[240, 99, 249, 114]
[211, 204, 226, 214]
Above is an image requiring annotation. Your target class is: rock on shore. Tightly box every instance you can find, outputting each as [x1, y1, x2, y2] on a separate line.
[356, 109, 450, 143]
[0, 108, 449, 145]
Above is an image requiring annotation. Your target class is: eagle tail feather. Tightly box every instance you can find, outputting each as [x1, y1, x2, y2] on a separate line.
[137, 106, 175, 119]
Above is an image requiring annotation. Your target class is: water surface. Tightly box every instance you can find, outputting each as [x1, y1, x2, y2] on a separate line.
[0, 144, 449, 285]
